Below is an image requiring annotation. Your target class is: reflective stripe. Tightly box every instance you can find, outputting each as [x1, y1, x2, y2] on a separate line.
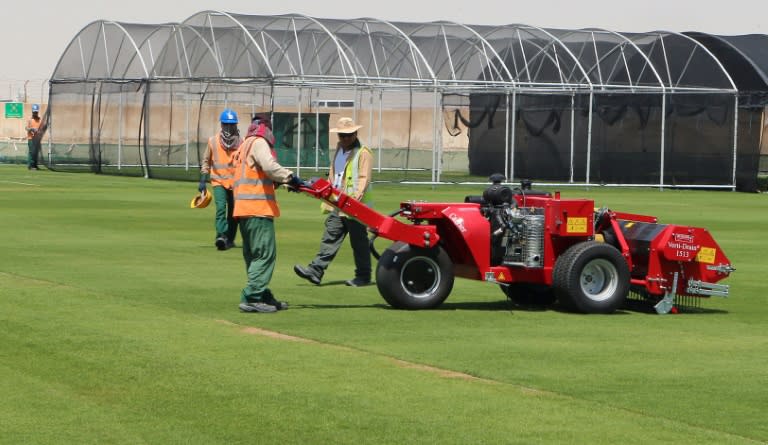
[234, 177, 274, 187]
[236, 193, 276, 201]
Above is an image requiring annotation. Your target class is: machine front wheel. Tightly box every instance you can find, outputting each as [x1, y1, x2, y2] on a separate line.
[376, 242, 454, 309]
[553, 241, 630, 314]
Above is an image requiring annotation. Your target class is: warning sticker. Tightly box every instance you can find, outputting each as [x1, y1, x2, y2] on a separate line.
[497, 272, 506, 281]
[696, 247, 716, 264]
[567, 217, 587, 233]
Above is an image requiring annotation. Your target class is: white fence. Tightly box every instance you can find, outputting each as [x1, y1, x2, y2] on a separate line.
[0, 79, 49, 104]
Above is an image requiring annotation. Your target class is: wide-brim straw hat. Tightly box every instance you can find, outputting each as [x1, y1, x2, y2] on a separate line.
[330, 117, 363, 133]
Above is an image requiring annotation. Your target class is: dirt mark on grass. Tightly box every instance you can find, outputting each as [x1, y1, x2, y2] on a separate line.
[216, 319, 498, 384]
[388, 358, 486, 382]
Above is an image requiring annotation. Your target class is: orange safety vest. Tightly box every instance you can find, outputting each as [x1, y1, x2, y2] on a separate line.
[208, 133, 237, 189]
[26, 117, 42, 140]
[233, 137, 280, 218]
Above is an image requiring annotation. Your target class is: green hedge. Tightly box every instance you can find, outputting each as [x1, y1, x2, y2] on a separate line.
[758, 175, 768, 192]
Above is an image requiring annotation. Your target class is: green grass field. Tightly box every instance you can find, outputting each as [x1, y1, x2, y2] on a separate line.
[1, 165, 766, 444]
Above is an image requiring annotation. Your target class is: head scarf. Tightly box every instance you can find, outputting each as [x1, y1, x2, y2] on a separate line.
[246, 116, 275, 147]
[219, 123, 241, 149]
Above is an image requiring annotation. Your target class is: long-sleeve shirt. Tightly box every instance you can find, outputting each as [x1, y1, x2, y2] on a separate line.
[242, 136, 293, 183]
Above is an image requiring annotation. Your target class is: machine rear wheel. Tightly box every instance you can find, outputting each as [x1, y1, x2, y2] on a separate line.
[553, 241, 630, 314]
[376, 242, 454, 309]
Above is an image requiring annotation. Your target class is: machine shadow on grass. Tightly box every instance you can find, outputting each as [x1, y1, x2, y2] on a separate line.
[296, 299, 729, 315]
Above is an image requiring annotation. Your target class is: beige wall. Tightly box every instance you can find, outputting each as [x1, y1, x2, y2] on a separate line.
[4, 101, 468, 152]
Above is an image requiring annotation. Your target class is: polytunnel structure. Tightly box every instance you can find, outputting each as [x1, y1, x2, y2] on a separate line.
[45, 11, 766, 190]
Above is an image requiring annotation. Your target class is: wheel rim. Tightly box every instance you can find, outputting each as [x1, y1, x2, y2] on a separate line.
[400, 256, 441, 299]
[579, 258, 619, 302]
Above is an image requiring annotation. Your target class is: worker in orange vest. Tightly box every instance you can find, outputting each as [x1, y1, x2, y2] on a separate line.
[25, 104, 43, 170]
[233, 114, 303, 313]
[200, 108, 241, 250]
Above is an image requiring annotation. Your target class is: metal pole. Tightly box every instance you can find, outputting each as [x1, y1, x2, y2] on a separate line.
[185, 86, 190, 171]
[118, 88, 123, 170]
[377, 90, 383, 173]
[731, 94, 739, 191]
[432, 85, 440, 183]
[315, 89, 320, 172]
[660, 93, 667, 190]
[510, 91, 517, 182]
[297, 87, 302, 177]
[504, 93, 510, 181]
[586, 91, 594, 184]
[570, 93, 575, 183]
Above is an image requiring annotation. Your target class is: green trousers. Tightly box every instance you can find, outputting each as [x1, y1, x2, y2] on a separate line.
[27, 139, 40, 168]
[239, 216, 276, 303]
[213, 185, 237, 242]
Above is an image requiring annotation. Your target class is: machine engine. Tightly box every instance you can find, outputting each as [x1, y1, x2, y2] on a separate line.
[468, 176, 547, 268]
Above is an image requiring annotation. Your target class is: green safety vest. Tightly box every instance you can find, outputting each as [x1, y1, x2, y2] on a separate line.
[342, 145, 373, 206]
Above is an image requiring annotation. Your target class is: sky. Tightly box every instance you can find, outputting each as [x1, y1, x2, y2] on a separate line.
[2, 0, 766, 81]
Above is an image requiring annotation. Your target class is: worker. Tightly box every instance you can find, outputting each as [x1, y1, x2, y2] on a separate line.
[234, 114, 303, 313]
[293, 116, 373, 287]
[26, 104, 43, 170]
[200, 108, 240, 250]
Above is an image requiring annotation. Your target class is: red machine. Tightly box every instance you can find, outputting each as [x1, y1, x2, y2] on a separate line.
[296, 177, 734, 314]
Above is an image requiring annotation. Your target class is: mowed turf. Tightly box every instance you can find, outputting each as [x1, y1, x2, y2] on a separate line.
[1, 165, 766, 444]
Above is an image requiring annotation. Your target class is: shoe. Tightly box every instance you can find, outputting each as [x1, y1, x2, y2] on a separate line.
[226, 240, 236, 249]
[215, 236, 228, 250]
[239, 302, 277, 313]
[294, 264, 321, 285]
[345, 278, 372, 287]
[264, 297, 289, 310]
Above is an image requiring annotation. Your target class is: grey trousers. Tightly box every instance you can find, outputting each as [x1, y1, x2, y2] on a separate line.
[307, 213, 371, 281]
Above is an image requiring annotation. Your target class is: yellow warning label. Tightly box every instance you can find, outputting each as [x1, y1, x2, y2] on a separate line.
[696, 247, 716, 264]
[497, 272, 506, 281]
[567, 217, 587, 233]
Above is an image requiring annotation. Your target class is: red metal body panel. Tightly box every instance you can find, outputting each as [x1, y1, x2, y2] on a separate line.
[646, 225, 732, 296]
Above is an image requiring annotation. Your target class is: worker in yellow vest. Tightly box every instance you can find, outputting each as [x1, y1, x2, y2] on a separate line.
[25, 104, 43, 170]
[199, 108, 241, 250]
[294, 117, 374, 287]
[233, 114, 303, 313]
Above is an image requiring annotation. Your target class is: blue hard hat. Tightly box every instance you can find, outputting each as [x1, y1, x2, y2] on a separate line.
[31, 104, 40, 113]
[220, 108, 238, 124]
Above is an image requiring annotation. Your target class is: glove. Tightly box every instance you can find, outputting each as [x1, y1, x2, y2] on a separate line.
[198, 177, 207, 193]
[287, 175, 303, 192]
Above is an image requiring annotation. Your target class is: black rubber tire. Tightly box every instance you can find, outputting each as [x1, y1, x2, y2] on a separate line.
[500, 283, 557, 306]
[553, 241, 630, 314]
[375, 242, 454, 309]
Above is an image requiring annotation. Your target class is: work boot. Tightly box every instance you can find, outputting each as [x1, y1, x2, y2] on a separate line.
[345, 278, 372, 287]
[239, 302, 277, 313]
[262, 290, 288, 310]
[264, 297, 289, 311]
[215, 236, 228, 251]
[294, 264, 321, 285]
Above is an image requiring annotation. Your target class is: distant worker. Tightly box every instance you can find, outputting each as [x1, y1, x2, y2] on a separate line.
[294, 117, 374, 287]
[200, 108, 241, 250]
[234, 114, 304, 313]
[25, 104, 43, 170]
